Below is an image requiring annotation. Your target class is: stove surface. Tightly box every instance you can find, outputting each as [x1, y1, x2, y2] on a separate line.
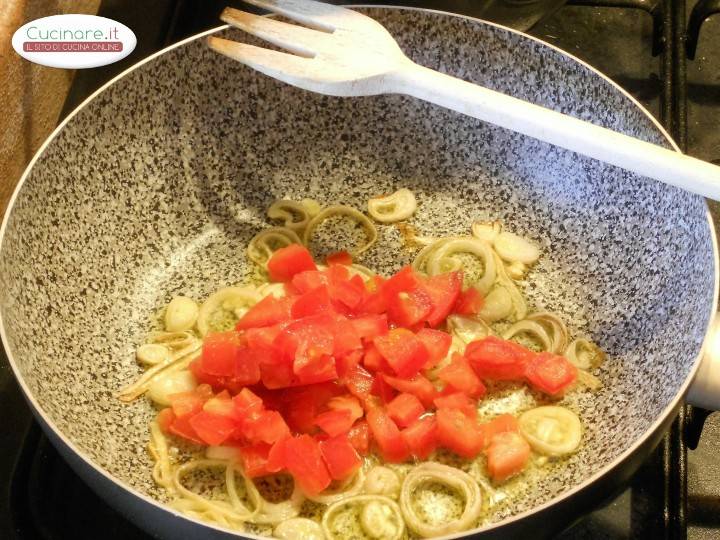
[1, 1, 719, 539]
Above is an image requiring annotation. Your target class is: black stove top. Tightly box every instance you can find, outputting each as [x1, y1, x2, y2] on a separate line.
[2, 1, 719, 539]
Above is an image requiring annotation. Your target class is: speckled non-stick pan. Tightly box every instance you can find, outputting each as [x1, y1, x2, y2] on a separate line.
[1, 6, 719, 540]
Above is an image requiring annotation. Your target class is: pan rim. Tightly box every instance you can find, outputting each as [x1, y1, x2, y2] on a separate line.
[0, 6, 717, 539]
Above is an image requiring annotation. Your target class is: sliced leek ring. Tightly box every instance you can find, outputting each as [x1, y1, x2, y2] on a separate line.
[518, 406, 582, 457]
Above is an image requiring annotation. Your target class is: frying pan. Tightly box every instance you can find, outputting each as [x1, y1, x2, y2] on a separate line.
[1, 6, 719, 539]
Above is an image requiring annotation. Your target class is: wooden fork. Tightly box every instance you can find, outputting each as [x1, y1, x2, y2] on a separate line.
[208, 0, 720, 200]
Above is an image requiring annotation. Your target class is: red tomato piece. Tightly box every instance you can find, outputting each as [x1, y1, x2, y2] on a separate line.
[325, 264, 350, 282]
[351, 314, 388, 341]
[416, 328, 452, 369]
[374, 328, 430, 378]
[238, 443, 271, 478]
[402, 415, 438, 459]
[201, 331, 242, 377]
[234, 346, 262, 386]
[315, 409, 354, 437]
[437, 353, 486, 398]
[242, 410, 290, 445]
[203, 392, 236, 418]
[382, 266, 423, 297]
[259, 358, 295, 389]
[386, 393, 425, 428]
[267, 244, 317, 282]
[382, 373, 437, 408]
[344, 365, 375, 402]
[157, 408, 176, 432]
[454, 286, 484, 316]
[284, 435, 332, 496]
[245, 325, 284, 349]
[282, 384, 337, 434]
[327, 395, 364, 422]
[233, 388, 264, 416]
[326, 251, 353, 266]
[294, 355, 338, 385]
[291, 285, 334, 319]
[319, 435, 362, 481]
[292, 270, 328, 294]
[479, 414, 519, 447]
[236, 295, 295, 330]
[276, 315, 335, 362]
[436, 408, 484, 458]
[189, 411, 237, 446]
[366, 408, 409, 463]
[332, 319, 362, 358]
[433, 392, 478, 419]
[169, 391, 205, 418]
[423, 271, 463, 327]
[464, 336, 533, 380]
[168, 414, 205, 445]
[363, 343, 392, 373]
[336, 350, 363, 379]
[370, 375, 397, 404]
[386, 285, 434, 327]
[329, 276, 366, 311]
[347, 420, 371, 455]
[266, 436, 289, 473]
[485, 431, 530, 482]
[524, 352, 578, 395]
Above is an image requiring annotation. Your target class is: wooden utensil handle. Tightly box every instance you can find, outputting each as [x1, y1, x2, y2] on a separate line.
[389, 64, 720, 200]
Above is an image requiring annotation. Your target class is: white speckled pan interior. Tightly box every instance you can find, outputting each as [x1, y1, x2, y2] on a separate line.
[0, 6, 716, 537]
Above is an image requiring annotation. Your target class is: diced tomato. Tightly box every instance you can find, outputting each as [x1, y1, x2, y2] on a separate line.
[479, 414, 519, 447]
[382, 373, 437, 408]
[370, 375, 397, 404]
[433, 392, 477, 419]
[359, 287, 388, 314]
[325, 264, 350, 282]
[242, 410, 290, 444]
[423, 271, 463, 327]
[189, 411, 237, 446]
[327, 395, 364, 423]
[382, 266, 423, 297]
[169, 391, 205, 418]
[387, 286, 433, 327]
[386, 393, 425, 428]
[292, 270, 328, 294]
[267, 244, 317, 282]
[366, 408, 409, 463]
[245, 325, 284, 349]
[234, 346, 262, 386]
[363, 343, 392, 373]
[465, 336, 533, 380]
[344, 365, 375, 402]
[291, 285, 333, 318]
[282, 384, 337, 433]
[315, 408, 354, 437]
[402, 415, 438, 459]
[168, 414, 204, 445]
[436, 408, 483, 458]
[236, 294, 295, 330]
[485, 431, 530, 482]
[332, 320, 362, 358]
[374, 328, 430, 378]
[266, 436, 289, 473]
[524, 352, 578, 395]
[437, 353, 486, 398]
[238, 443, 271, 478]
[347, 420, 371, 455]
[157, 408, 176, 432]
[260, 357, 295, 389]
[201, 331, 242, 377]
[336, 350, 363, 378]
[319, 434, 362, 480]
[233, 388, 264, 416]
[294, 355, 338, 385]
[351, 314, 388, 341]
[276, 315, 335, 362]
[203, 392, 235, 417]
[454, 286, 484, 316]
[326, 250, 353, 266]
[284, 435, 332, 496]
[416, 328, 452, 369]
[329, 276, 366, 311]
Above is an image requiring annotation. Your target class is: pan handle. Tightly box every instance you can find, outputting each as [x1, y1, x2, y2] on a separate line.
[687, 313, 720, 410]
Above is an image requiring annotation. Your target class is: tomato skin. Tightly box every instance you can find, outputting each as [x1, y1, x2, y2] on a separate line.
[201, 331, 243, 377]
[386, 393, 425, 428]
[416, 328, 452, 369]
[485, 431, 530, 483]
[319, 434, 362, 480]
[436, 408, 484, 458]
[437, 353, 487, 398]
[402, 415, 438, 459]
[351, 314, 388, 341]
[234, 346, 262, 386]
[433, 392, 477, 419]
[242, 410, 290, 445]
[189, 411, 237, 446]
[283, 435, 332, 496]
[157, 408, 176, 432]
[374, 328, 430, 378]
[464, 336, 533, 380]
[347, 420, 371, 455]
[386, 286, 434, 327]
[326, 251, 353, 266]
[382, 266, 423, 298]
[524, 352, 578, 395]
[423, 271, 463, 327]
[245, 325, 284, 349]
[382, 373, 437, 408]
[238, 443, 272, 478]
[168, 414, 205, 445]
[292, 270, 328, 294]
[315, 408, 354, 437]
[236, 295, 295, 330]
[267, 244, 317, 282]
[291, 285, 334, 319]
[266, 436, 289, 473]
[453, 286, 484, 316]
[332, 320, 362, 358]
[329, 276, 366, 311]
[366, 408, 409, 463]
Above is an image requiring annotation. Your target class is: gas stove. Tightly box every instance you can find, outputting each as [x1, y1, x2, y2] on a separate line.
[1, 1, 718, 539]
